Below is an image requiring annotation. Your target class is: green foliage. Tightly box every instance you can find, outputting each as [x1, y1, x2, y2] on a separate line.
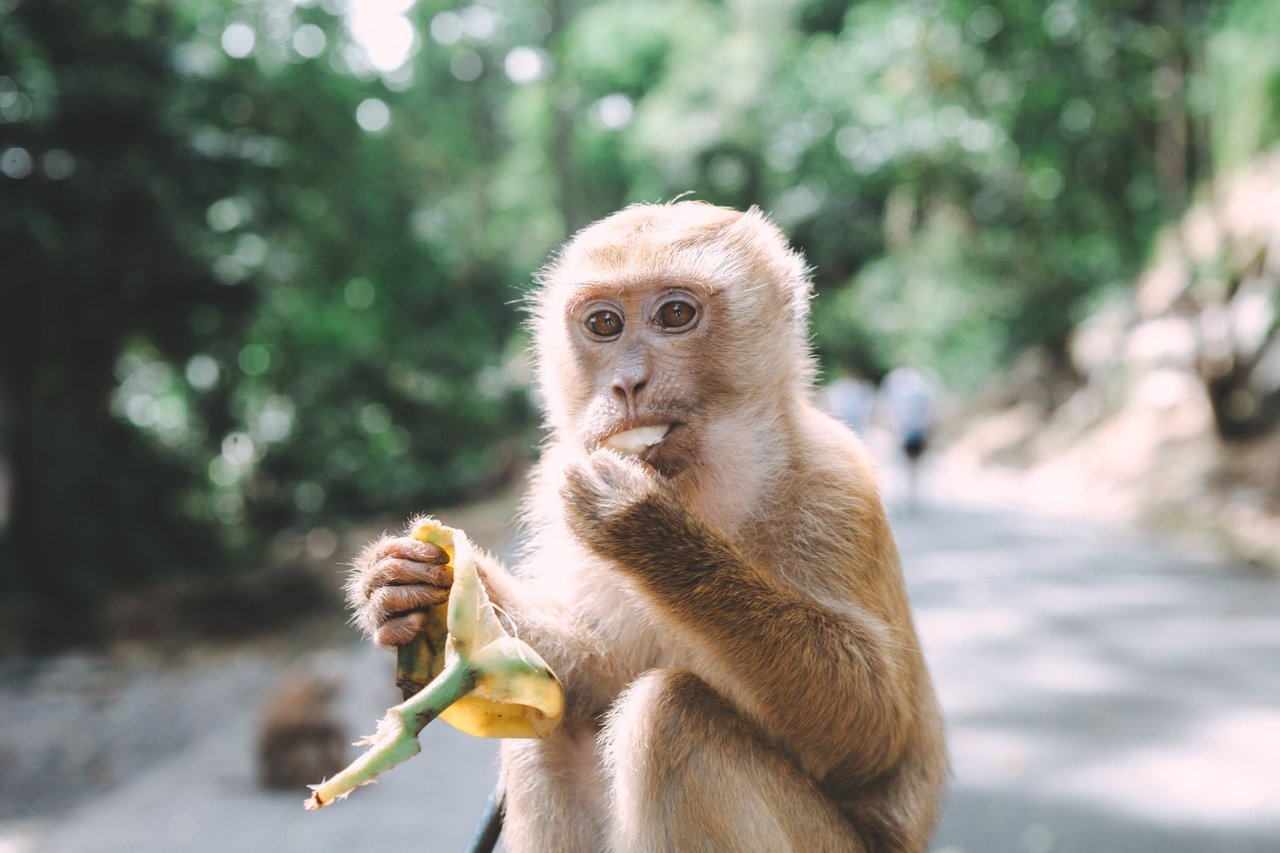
[0, 0, 533, 612]
[1205, 0, 1280, 176]
[589, 0, 1225, 389]
[1, 0, 1274, 615]
[0, 0, 245, 611]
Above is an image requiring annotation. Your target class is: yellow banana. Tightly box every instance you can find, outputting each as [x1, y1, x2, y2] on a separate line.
[305, 519, 563, 810]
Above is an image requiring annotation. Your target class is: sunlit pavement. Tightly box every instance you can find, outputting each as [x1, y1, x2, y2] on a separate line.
[9, 450, 1280, 853]
[7, 644, 503, 853]
[895, 494, 1280, 853]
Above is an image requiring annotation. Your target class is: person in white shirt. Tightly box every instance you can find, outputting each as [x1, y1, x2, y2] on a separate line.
[881, 366, 936, 508]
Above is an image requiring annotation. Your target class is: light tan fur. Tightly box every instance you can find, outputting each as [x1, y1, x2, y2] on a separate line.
[348, 201, 947, 852]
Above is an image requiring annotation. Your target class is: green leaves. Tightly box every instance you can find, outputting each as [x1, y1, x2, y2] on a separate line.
[4, 0, 1271, 616]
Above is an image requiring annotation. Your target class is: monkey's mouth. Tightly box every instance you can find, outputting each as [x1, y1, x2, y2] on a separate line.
[600, 423, 675, 460]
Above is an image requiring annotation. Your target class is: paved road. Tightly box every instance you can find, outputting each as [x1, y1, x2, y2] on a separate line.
[9, 468, 1280, 853]
[909, 497, 1280, 853]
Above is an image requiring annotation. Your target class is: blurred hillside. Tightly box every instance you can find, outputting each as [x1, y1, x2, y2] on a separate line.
[2, 0, 1279, 646]
[954, 152, 1280, 565]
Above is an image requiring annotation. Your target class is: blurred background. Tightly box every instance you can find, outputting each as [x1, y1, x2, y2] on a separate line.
[2, 0, 1279, 851]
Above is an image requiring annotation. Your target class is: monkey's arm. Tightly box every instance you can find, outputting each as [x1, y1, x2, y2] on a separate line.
[563, 455, 917, 784]
[470, 548, 640, 726]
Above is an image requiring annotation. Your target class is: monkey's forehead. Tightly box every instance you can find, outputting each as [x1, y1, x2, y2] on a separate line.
[546, 249, 745, 303]
[545, 232, 757, 300]
[553, 202, 746, 266]
[551, 273, 717, 314]
[537, 201, 803, 307]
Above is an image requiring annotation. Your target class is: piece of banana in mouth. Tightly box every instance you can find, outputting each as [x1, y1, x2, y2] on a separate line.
[602, 424, 671, 456]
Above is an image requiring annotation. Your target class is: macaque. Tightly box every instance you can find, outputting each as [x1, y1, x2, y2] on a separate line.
[257, 672, 349, 790]
[349, 202, 947, 851]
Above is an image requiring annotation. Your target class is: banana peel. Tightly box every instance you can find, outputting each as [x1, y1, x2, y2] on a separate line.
[305, 519, 563, 810]
[399, 522, 563, 739]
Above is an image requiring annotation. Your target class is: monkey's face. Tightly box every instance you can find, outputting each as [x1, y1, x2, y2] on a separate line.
[534, 202, 816, 483]
[563, 281, 723, 479]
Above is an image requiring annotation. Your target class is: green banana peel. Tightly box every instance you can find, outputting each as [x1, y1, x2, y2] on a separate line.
[305, 520, 563, 810]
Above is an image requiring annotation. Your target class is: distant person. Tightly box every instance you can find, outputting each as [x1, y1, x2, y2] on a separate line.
[882, 366, 936, 508]
[824, 367, 876, 436]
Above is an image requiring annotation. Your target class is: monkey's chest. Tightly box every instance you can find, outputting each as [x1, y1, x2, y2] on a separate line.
[571, 569, 683, 674]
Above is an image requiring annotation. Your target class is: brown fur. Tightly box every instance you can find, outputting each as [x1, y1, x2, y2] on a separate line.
[348, 201, 948, 851]
[256, 673, 349, 791]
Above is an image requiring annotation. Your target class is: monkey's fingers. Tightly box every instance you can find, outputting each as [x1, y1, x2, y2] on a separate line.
[363, 557, 453, 599]
[380, 538, 449, 565]
[375, 611, 430, 648]
[561, 465, 607, 523]
[372, 583, 448, 618]
[355, 536, 446, 577]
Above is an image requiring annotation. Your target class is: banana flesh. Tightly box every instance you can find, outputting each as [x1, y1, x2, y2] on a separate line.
[603, 424, 670, 456]
[304, 520, 562, 809]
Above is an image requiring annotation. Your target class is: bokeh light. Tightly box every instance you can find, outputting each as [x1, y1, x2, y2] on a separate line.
[221, 22, 256, 58]
[347, 0, 417, 72]
[355, 97, 390, 132]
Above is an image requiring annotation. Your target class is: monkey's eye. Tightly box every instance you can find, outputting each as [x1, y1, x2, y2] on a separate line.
[658, 300, 697, 330]
[586, 309, 624, 339]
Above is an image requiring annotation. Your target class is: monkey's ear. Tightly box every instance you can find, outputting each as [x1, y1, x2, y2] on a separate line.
[730, 206, 814, 327]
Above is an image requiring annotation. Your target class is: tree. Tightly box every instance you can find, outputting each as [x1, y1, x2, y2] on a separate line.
[0, 0, 250, 628]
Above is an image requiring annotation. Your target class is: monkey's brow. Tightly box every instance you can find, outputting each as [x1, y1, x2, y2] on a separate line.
[561, 275, 715, 311]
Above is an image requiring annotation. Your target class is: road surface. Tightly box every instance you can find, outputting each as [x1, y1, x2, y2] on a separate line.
[4, 464, 1279, 853]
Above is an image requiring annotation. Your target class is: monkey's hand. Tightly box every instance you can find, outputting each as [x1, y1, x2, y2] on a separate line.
[346, 533, 453, 648]
[562, 450, 685, 564]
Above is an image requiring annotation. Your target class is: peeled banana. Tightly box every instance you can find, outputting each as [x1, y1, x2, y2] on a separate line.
[603, 424, 670, 456]
[305, 520, 563, 810]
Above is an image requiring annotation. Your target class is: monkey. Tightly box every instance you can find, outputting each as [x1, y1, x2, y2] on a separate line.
[348, 201, 948, 851]
[256, 671, 349, 791]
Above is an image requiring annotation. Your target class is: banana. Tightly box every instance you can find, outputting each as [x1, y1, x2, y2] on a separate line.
[305, 519, 563, 810]
[603, 424, 670, 456]
[402, 521, 563, 738]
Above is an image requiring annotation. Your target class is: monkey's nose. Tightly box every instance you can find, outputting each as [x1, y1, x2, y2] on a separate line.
[610, 344, 651, 406]
[611, 374, 648, 405]
[611, 362, 651, 405]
